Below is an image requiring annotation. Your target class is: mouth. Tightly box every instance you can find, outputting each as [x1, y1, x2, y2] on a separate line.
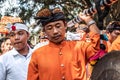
[53, 35, 61, 40]
[14, 42, 21, 45]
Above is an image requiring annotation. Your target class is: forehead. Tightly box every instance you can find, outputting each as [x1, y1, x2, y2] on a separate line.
[45, 20, 64, 26]
[5, 39, 11, 43]
[1, 42, 5, 46]
[9, 29, 26, 34]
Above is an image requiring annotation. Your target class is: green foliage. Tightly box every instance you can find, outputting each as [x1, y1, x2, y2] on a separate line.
[0, 0, 92, 23]
[0, 0, 120, 24]
[0, 0, 119, 44]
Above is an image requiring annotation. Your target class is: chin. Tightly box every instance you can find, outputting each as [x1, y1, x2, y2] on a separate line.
[15, 48, 21, 51]
[53, 39, 64, 44]
[14, 46, 23, 51]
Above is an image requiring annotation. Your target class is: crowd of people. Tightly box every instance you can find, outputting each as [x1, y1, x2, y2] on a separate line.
[0, 7, 120, 80]
[0, 37, 13, 55]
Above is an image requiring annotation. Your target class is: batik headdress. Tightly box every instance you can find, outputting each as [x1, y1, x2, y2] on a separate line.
[35, 8, 66, 26]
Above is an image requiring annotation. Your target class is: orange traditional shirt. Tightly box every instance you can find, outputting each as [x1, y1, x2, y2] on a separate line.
[27, 32, 100, 80]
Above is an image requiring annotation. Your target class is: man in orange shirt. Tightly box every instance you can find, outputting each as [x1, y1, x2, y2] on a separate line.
[27, 8, 100, 80]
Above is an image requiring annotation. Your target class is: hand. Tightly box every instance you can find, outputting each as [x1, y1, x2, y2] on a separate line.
[78, 12, 94, 24]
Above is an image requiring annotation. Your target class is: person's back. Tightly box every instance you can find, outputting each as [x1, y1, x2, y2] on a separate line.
[91, 50, 120, 80]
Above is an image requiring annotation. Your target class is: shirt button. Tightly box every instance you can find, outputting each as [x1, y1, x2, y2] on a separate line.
[62, 76, 65, 80]
[59, 52, 62, 55]
[61, 64, 64, 67]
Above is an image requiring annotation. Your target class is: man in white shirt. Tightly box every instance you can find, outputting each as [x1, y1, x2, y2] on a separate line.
[0, 22, 33, 80]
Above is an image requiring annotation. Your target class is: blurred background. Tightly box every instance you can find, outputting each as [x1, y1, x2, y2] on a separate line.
[0, 0, 120, 45]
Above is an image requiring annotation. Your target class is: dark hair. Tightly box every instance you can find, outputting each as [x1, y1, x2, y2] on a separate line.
[106, 21, 120, 33]
[91, 50, 120, 80]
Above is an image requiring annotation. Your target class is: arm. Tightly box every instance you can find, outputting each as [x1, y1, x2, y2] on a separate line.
[0, 56, 6, 80]
[78, 13, 100, 34]
[71, 13, 100, 80]
[78, 13, 100, 59]
[27, 52, 39, 80]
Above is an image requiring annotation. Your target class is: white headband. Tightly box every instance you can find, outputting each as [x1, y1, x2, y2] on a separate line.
[6, 23, 28, 32]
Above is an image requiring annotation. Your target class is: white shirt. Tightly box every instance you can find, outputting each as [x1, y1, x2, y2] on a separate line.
[66, 31, 83, 40]
[33, 41, 49, 51]
[0, 48, 33, 80]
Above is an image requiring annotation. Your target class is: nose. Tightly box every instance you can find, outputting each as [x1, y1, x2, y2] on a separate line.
[14, 34, 20, 40]
[53, 27, 58, 34]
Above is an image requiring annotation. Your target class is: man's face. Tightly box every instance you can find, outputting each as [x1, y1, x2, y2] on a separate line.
[4, 39, 13, 53]
[107, 30, 120, 43]
[9, 30, 29, 51]
[1, 42, 5, 54]
[44, 20, 66, 44]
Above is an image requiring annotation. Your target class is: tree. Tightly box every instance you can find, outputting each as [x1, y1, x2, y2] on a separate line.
[105, 1, 120, 24]
[0, 0, 119, 24]
[0, 0, 119, 44]
[0, 0, 92, 23]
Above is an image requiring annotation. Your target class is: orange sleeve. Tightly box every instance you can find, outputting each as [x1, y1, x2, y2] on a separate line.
[71, 32, 100, 80]
[85, 32, 100, 59]
[27, 50, 39, 80]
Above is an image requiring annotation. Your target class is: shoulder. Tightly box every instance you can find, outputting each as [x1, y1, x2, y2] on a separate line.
[32, 44, 49, 56]
[66, 40, 87, 51]
[66, 40, 87, 47]
[0, 50, 13, 58]
[0, 50, 13, 66]
[33, 41, 49, 51]
[0, 49, 17, 62]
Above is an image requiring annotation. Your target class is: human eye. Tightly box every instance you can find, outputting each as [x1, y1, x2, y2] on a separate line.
[55, 23, 61, 28]
[18, 31, 24, 35]
[46, 26, 52, 30]
[9, 33, 15, 37]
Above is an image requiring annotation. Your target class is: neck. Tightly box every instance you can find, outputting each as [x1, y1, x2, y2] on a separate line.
[54, 39, 65, 45]
[18, 45, 29, 55]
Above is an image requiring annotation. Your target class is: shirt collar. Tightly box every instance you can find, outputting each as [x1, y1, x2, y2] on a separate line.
[11, 47, 33, 57]
[49, 40, 66, 48]
[11, 48, 20, 56]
